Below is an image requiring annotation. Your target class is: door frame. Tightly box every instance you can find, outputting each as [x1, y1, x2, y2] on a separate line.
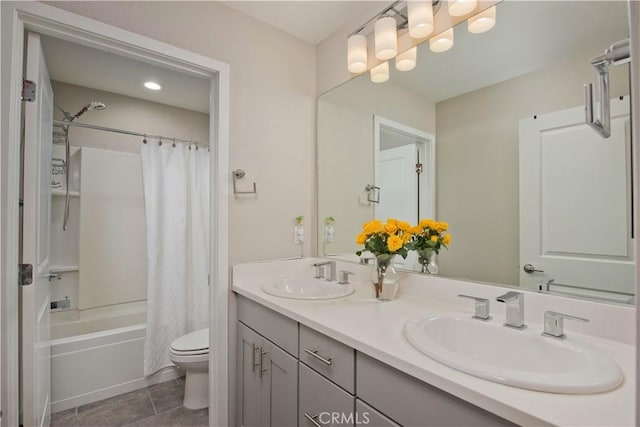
[0, 3, 230, 426]
[373, 116, 436, 222]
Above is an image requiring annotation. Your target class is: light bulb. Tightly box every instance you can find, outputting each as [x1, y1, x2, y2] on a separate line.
[408, 1, 434, 39]
[468, 6, 496, 34]
[374, 16, 397, 60]
[347, 34, 368, 73]
[448, 0, 477, 17]
[144, 81, 162, 90]
[370, 62, 389, 83]
[429, 27, 454, 53]
[395, 47, 417, 71]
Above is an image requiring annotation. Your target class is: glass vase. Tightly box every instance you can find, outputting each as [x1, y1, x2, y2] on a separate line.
[371, 254, 399, 301]
[417, 249, 437, 274]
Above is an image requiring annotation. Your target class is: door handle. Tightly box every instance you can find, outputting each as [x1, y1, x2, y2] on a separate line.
[258, 349, 268, 378]
[251, 342, 259, 372]
[523, 264, 543, 274]
[304, 347, 333, 366]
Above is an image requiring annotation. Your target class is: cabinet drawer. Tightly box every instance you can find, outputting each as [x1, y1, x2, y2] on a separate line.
[355, 399, 399, 427]
[299, 324, 355, 393]
[356, 353, 516, 427]
[299, 363, 355, 427]
[237, 295, 298, 356]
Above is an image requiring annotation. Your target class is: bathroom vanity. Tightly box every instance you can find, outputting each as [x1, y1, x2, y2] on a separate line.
[232, 258, 635, 427]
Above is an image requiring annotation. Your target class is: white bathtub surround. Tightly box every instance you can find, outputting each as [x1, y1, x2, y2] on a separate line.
[231, 258, 635, 427]
[141, 141, 210, 376]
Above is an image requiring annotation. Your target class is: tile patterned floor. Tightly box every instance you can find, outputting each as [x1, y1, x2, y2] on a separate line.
[51, 377, 208, 427]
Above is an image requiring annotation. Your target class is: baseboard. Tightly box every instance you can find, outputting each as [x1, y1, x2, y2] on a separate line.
[51, 367, 183, 414]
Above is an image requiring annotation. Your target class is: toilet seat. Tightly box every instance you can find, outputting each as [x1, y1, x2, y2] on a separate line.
[170, 328, 209, 354]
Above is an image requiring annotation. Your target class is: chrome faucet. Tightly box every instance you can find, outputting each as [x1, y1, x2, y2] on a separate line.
[496, 291, 526, 329]
[458, 294, 491, 321]
[539, 277, 555, 292]
[542, 311, 589, 340]
[311, 261, 336, 282]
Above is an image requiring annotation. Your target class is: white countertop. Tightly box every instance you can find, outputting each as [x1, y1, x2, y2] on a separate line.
[231, 258, 636, 427]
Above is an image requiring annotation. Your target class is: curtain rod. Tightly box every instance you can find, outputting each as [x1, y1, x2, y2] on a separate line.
[53, 119, 207, 147]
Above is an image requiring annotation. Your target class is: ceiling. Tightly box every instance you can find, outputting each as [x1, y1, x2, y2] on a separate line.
[41, 36, 211, 113]
[387, 1, 629, 102]
[222, 1, 387, 44]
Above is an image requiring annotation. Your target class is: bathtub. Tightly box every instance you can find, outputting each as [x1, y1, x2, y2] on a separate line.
[50, 301, 181, 413]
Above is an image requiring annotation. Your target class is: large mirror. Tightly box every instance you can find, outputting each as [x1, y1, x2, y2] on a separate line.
[317, 1, 634, 304]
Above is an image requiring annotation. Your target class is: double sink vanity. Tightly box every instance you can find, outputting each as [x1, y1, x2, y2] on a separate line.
[232, 257, 635, 426]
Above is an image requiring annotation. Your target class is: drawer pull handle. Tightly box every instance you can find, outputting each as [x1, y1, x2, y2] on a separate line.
[304, 347, 333, 366]
[304, 412, 323, 427]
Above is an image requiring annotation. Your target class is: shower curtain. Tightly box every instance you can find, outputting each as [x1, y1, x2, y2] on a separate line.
[141, 140, 210, 376]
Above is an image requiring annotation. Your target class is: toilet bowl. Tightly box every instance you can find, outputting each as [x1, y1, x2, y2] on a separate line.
[169, 328, 209, 410]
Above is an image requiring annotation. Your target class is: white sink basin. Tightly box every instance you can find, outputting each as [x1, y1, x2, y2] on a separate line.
[404, 314, 623, 393]
[261, 277, 355, 300]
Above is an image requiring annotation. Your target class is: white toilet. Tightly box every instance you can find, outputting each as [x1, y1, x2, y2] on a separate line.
[169, 328, 209, 410]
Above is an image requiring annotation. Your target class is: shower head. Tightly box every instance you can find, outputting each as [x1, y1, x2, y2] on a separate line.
[71, 101, 106, 121]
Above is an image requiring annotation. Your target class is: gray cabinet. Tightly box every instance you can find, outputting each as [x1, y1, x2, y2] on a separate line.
[236, 294, 517, 427]
[355, 399, 399, 427]
[299, 324, 355, 394]
[237, 322, 297, 427]
[299, 363, 355, 427]
[356, 353, 516, 427]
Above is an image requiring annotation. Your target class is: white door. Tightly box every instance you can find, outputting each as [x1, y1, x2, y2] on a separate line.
[519, 97, 633, 298]
[21, 32, 54, 427]
[376, 144, 418, 269]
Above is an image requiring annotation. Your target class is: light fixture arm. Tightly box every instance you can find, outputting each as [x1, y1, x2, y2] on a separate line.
[584, 38, 630, 139]
[349, 0, 442, 37]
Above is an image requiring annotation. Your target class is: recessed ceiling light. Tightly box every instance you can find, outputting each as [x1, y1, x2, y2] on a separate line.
[144, 81, 162, 90]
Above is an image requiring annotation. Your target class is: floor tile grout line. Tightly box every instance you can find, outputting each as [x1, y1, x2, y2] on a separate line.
[145, 388, 158, 416]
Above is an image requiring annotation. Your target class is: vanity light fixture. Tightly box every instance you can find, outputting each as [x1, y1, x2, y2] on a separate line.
[374, 16, 398, 60]
[395, 47, 417, 71]
[144, 81, 162, 91]
[371, 62, 390, 83]
[408, 1, 434, 38]
[467, 5, 496, 34]
[347, 34, 368, 73]
[448, 0, 477, 17]
[429, 27, 454, 53]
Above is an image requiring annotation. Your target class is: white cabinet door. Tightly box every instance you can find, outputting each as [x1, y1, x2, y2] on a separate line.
[21, 32, 53, 427]
[519, 98, 634, 297]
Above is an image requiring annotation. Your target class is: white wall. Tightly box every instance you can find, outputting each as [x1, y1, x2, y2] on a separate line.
[47, 1, 317, 265]
[52, 81, 209, 153]
[436, 47, 630, 286]
[318, 77, 436, 255]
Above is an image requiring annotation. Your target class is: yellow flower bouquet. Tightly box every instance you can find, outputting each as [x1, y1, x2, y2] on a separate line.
[406, 219, 451, 273]
[355, 219, 412, 300]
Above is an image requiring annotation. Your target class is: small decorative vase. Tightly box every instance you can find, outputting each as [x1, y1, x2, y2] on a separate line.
[417, 249, 437, 274]
[371, 254, 399, 301]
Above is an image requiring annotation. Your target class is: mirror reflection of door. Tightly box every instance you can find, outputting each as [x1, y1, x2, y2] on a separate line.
[374, 116, 435, 270]
[519, 97, 634, 303]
